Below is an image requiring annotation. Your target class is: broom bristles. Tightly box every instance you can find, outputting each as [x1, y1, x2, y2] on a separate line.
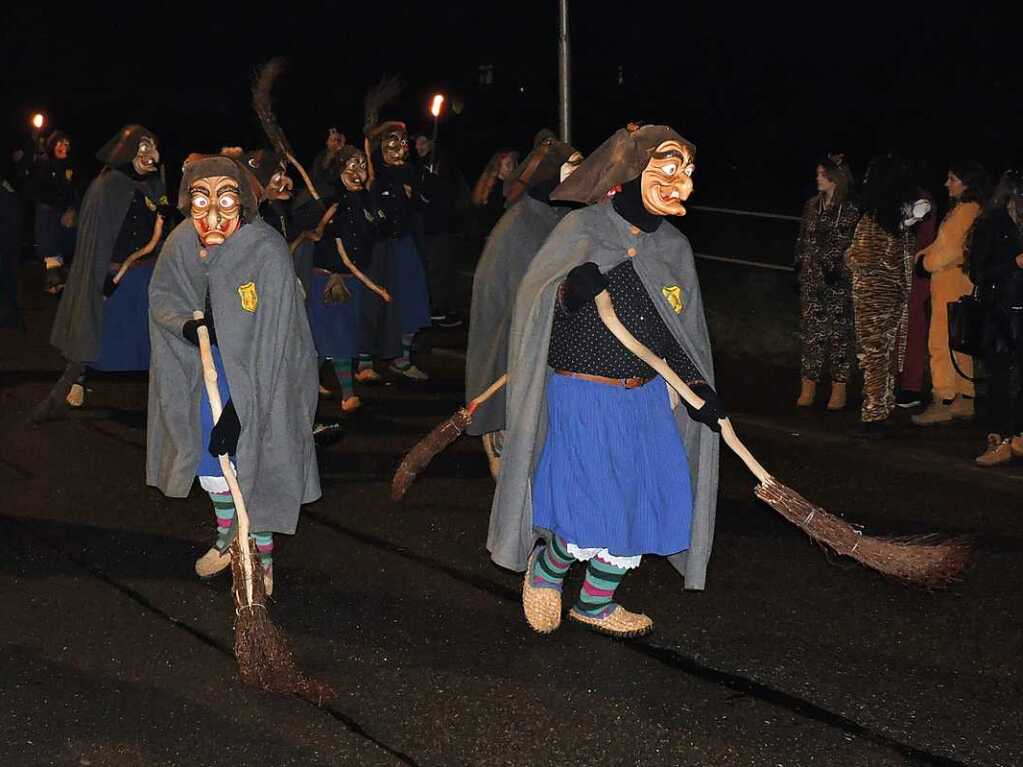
[754, 480, 971, 588]
[391, 408, 473, 501]
[230, 540, 334, 702]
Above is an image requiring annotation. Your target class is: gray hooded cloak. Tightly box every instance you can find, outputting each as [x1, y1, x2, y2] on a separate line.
[487, 202, 719, 589]
[50, 169, 166, 362]
[146, 218, 321, 534]
[465, 194, 572, 436]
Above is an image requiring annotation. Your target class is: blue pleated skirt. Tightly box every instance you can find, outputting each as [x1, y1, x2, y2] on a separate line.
[531, 374, 693, 557]
[197, 344, 232, 478]
[307, 270, 364, 359]
[392, 235, 431, 335]
[92, 262, 153, 372]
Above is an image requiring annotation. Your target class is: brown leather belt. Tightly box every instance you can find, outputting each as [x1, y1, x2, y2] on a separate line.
[555, 370, 654, 389]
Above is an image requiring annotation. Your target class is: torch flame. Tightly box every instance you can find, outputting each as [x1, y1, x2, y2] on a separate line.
[430, 94, 444, 118]
[31, 113, 45, 130]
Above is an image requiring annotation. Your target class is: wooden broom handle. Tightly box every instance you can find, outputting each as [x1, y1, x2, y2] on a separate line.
[112, 214, 165, 284]
[193, 310, 256, 605]
[593, 290, 772, 485]
[467, 374, 508, 415]
[285, 152, 320, 201]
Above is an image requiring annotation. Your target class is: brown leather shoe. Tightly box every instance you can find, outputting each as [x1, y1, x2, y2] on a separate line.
[951, 395, 975, 420]
[568, 604, 653, 638]
[796, 378, 816, 407]
[911, 398, 957, 426]
[522, 548, 562, 634]
[826, 381, 847, 411]
[976, 435, 1013, 467]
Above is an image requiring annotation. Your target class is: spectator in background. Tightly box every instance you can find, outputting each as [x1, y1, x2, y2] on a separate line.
[845, 154, 918, 437]
[33, 131, 78, 293]
[965, 170, 1023, 465]
[911, 160, 990, 426]
[471, 149, 519, 234]
[894, 164, 938, 409]
[794, 154, 860, 409]
[414, 132, 469, 327]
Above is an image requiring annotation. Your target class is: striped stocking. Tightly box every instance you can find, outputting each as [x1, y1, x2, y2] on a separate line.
[575, 557, 628, 618]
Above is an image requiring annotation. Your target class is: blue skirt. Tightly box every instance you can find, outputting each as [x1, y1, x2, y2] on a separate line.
[92, 262, 153, 372]
[531, 374, 693, 557]
[307, 270, 364, 359]
[392, 235, 431, 335]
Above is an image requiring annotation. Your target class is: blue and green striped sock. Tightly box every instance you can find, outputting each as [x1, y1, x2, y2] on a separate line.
[531, 535, 573, 590]
[394, 333, 415, 369]
[209, 491, 235, 552]
[357, 354, 374, 372]
[251, 531, 273, 573]
[575, 557, 628, 618]
[331, 358, 354, 400]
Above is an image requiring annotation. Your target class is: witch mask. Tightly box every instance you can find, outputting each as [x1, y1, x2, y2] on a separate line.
[190, 176, 242, 246]
[381, 127, 409, 166]
[340, 149, 369, 191]
[132, 136, 160, 175]
[640, 140, 694, 216]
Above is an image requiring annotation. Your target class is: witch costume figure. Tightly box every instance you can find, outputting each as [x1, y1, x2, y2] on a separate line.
[465, 133, 582, 478]
[306, 145, 392, 413]
[489, 125, 723, 638]
[361, 119, 432, 381]
[37, 125, 169, 417]
[146, 155, 321, 597]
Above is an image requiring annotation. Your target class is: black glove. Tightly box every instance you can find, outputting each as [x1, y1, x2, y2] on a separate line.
[562, 262, 609, 312]
[182, 316, 217, 347]
[914, 255, 930, 279]
[683, 381, 726, 433]
[208, 399, 241, 457]
[102, 274, 118, 297]
[156, 204, 179, 224]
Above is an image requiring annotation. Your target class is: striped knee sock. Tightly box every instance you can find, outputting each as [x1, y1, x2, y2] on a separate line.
[357, 354, 373, 372]
[394, 333, 415, 368]
[531, 535, 573, 590]
[575, 557, 628, 618]
[209, 491, 235, 552]
[331, 358, 354, 400]
[251, 531, 273, 574]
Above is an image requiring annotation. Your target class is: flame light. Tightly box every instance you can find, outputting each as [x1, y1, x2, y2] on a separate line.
[31, 113, 45, 130]
[430, 94, 444, 118]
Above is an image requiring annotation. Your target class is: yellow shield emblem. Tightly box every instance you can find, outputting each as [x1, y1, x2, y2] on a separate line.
[662, 285, 684, 314]
[238, 282, 258, 313]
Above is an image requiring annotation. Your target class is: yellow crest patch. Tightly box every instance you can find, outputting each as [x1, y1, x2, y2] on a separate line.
[65, 169, 73, 181]
[238, 282, 258, 313]
[144, 196, 157, 212]
[662, 285, 684, 314]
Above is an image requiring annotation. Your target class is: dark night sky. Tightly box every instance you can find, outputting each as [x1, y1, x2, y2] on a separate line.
[2, 2, 1019, 210]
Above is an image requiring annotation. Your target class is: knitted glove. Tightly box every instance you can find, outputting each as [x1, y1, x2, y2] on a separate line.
[182, 316, 217, 347]
[102, 274, 118, 297]
[156, 204, 179, 224]
[562, 262, 609, 312]
[208, 399, 241, 457]
[683, 381, 726, 433]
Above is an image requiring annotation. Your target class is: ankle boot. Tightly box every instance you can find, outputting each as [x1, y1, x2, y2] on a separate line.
[826, 381, 847, 411]
[797, 378, 816, 407]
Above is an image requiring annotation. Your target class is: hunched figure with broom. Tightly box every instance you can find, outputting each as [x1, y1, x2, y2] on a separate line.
[490, 125, 724, 638]
[146, 154, 321, 599]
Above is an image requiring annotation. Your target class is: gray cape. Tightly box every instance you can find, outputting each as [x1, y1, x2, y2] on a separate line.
[465, 195, 571, 436]
[146, 219, 321, 534]
[487, 202, 720, 589]
[51, 170, 166, 362]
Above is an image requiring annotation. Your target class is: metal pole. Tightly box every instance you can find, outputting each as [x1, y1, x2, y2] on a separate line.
[558, 0, 571, 145]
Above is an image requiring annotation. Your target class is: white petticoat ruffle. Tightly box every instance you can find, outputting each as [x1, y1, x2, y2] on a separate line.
[565, 542, 642, 570]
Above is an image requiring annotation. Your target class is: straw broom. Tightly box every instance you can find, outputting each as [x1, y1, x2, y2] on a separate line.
[391, 374, 507, 501]
[194, 311, 333, 700]
[592, 289, 970, 588]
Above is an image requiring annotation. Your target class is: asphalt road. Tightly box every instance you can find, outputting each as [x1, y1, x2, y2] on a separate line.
[1, 272, 1021, 767]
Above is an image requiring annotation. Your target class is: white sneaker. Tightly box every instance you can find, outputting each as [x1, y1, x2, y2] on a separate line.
[389, 363, 429, 381]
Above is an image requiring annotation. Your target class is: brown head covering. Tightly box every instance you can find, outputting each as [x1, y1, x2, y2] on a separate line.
[95, 124, 157, 166]
[365, 120, 406, 150]
[550, 124, 695, 204]
[177, 155, 259, 220]
[502, 130, 577, 200]
[239, 147, 287, 189]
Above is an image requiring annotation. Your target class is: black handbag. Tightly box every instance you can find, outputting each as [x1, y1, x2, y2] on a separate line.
[947, 291, 984, 382]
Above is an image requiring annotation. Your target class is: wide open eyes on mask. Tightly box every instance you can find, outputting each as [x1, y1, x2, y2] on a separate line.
[382, 131, 408, 165]
[133, 137, 160, 174]
[190, 176, 242, 246]
[341, 153, 369, 190]
[640, 140, 695, 216]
